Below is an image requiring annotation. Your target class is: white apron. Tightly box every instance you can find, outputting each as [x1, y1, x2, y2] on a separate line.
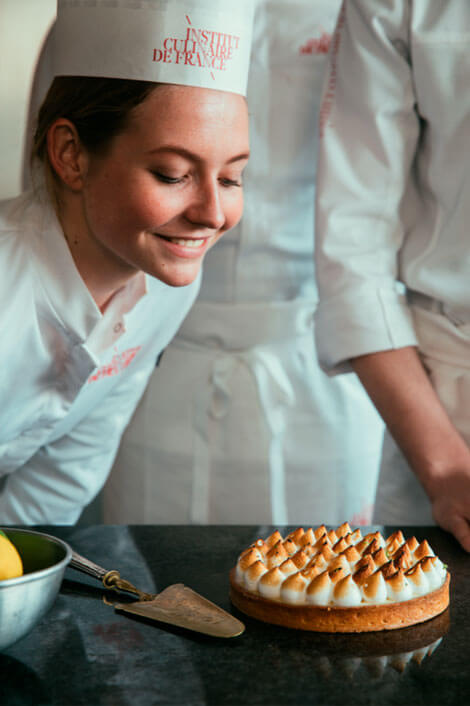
[105, 298, 383, 524]
[104, 0, 384, 525]
[374, 302, 470, 524]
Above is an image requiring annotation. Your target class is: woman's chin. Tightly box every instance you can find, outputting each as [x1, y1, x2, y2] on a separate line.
[148, 262, 202, 288]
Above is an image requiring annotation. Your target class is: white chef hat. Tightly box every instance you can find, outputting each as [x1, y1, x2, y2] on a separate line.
[52, 0, 255, 96]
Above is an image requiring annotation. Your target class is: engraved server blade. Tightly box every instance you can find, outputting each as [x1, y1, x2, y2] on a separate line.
[113, 583, 245, 638]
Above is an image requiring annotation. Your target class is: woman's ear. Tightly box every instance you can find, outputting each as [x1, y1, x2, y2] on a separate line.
[46, 118, 88, 191]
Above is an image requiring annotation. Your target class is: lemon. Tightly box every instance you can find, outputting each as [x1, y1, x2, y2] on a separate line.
[0, 531, 24, 580]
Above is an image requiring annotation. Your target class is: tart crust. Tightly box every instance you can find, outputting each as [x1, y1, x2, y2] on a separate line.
[229, 569, 450, 633]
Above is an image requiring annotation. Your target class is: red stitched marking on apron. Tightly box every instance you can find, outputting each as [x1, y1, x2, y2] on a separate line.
[299, 32, 331, 56]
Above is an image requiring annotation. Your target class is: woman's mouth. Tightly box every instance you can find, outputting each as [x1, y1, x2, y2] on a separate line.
[160, 236, 205, 248]
[155, 233, 210, 258]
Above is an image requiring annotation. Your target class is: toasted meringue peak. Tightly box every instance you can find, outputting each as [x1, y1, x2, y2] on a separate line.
[313, 536, 330, 552]
[329, 554, 351, 574]
[336, 522, 352, 538]
[355, 535, 375, 555]
[300, 528, 315, 546]
[238, 547, 261, 571]
[355, 554, 374, 572]
[327, 529, 338, 544]
[341, 545, 361, 564]
[244, 560, 268, 590]
[258, 566, 284, 599]
[363, 538, 381, 556]
[306, 570, 332, 605]
[405, 563, 429, 596]
[418, 557, 443, 591]
[301, 565, 322, 581]
[404, 536, 419, 553]
[353, 560, 374, 586]
[329, 566, 348, 584]
[266, 541, 289, 568]
[300, 543, 316, 558]
[386, 568, 405, 589]
[361, 570, 388, 604]
[359, 531, 384, 551]
[281, 572, 309, 604]
[314, 524, 328, 540]
[259, 565, 283, 585]
[265, 530, 283, 548]
[291, 549, 310, 569]
[414, 540, 434, 561]
[385, 569, 413, 601]
[392, 544, 413, 570]
[333, 537, 349, 554]
[420, 555, 436, 570]
[380, 560, 396, 579]
[287, 527, 305, 545]
[279, 558, 298, 575]
[333, 574, 362, 606]
[386, 530, 404, 549]
[319, 544, 335, 562]
[307, 554, 328, 571]
[283, 538, 298, 556]
[350, 528, 363, 543]
[371, 547, 388, 568]
[251, 538, 269, 554]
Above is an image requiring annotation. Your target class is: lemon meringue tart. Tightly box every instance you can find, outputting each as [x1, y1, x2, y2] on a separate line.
[229, 524, 450, 632]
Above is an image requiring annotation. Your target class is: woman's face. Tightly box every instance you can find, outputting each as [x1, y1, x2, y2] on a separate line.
[78, 84, 249, 288]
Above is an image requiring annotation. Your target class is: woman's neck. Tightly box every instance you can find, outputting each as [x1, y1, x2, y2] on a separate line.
[56, 191, 139, 313]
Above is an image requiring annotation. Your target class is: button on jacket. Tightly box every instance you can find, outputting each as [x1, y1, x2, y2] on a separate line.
[0, 191, 199, 523]
[314, 0, 470, 372]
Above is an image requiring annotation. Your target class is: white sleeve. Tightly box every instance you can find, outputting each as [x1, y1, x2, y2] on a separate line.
[0, 358, 155, 525]
[314, 0, 419, 373]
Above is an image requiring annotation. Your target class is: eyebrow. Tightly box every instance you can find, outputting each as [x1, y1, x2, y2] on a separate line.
[145, 145, 250, 164]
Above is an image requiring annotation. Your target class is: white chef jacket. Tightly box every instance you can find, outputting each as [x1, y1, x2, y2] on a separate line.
[104, 0, 384, 526]
[0, 190, 199, 524]
[314, 0, 470, 523]
[315, 0, 470, 372]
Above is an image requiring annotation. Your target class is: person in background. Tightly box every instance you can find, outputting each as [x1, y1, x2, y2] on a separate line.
[104, 0, 384, 525]
[0, 0, 254, 524]
[315, 0, 470, 551]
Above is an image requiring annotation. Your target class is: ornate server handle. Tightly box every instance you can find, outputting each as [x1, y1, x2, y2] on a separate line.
[69, 551, 153, 600]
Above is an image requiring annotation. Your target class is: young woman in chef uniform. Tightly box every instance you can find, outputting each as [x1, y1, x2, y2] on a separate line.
[315, 0, 470, 551]
[0, 0, 254, 524]
[103, 0, 385, 525]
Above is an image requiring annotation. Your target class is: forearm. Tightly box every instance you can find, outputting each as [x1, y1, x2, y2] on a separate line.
[351, 346, 470, 551]
[351, 346, 470, 498]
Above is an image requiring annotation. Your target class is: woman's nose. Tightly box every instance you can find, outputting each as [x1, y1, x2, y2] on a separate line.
[186, 180, 225, 230]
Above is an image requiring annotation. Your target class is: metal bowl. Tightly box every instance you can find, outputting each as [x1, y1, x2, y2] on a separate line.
[0, 527, 72, 651]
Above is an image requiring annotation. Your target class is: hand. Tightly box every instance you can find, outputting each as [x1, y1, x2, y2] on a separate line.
[426, 468, 470, 553]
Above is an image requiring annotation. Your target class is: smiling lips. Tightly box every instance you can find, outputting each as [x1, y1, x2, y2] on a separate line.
[158, 234, 207, 248]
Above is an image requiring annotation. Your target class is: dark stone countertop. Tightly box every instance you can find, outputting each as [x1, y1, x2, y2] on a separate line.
[1, 525, 469, 706]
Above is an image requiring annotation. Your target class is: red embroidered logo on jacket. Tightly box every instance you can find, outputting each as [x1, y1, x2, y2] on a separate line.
[299, 32, 331, 56]
[88, 347, 142, 383]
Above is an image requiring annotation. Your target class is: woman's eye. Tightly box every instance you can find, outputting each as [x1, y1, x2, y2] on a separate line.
[220, 177, 242, 188]
[152, 172, 184, 184]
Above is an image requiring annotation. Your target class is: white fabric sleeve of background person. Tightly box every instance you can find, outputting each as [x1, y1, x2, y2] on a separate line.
[314, 0, 420, 373]
[0, 353, 156, 525]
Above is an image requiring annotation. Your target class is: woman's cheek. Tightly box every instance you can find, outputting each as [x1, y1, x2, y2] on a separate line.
[226, 190, 244, 230]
